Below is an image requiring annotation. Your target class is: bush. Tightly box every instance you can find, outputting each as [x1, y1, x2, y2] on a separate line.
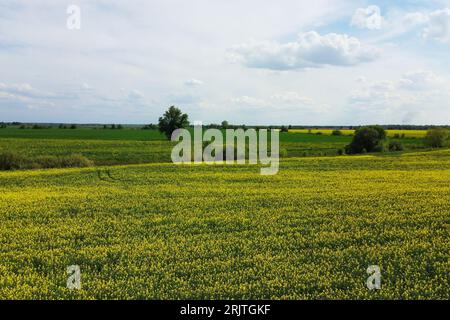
[70, 124, 77, 129]
[280, 126, 288, 133]
[424, 128, 448, 148]
[345, 125, 387, 154]
[332, 130, 343, 136]
[0, 152, 93, 170]
[0, 152, 24, 170]
[388, 140, 404, 151]
[279, 148, 288, 158]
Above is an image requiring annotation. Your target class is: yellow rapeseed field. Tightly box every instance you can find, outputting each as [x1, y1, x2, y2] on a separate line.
[0, 150, 449, 299]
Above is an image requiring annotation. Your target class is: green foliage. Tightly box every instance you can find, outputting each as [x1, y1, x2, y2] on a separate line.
[221, 120, 229, 129]
[158, 106, 189, 139]
[389, 140, 404, 151]
[0, 152, 93, 170]
[0, 152, 23, 170]
[331, 130, 343, 136]
[424, 128, 448, 148]
[345, 125, 387, 154]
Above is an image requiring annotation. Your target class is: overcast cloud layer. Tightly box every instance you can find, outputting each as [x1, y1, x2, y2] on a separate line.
[0, 0, 449, 125]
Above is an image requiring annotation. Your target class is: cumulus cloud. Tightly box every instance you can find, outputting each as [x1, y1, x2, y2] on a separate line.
[389, 8, 450, 43]
[229, 31, 380, 70]
[422, 8, 450, 42]
[184, 79, 204, 87]
[351, 5, 384, 30]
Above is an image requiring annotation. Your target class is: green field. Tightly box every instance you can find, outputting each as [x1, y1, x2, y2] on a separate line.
[0, 127, 166, 141]
[0, 128, 426, 166]
[0, 150, 448, 299]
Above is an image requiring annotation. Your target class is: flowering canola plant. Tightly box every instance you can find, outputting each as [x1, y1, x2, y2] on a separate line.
[0, 150, 449, 299]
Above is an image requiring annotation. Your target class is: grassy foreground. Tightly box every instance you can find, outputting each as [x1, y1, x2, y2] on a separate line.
[0, 150, 448, 299]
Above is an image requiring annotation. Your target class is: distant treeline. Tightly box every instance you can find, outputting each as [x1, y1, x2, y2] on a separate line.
[1, 122, 449, 131]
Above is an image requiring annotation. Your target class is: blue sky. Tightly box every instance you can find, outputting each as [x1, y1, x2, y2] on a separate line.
[0, 0, 449, 125]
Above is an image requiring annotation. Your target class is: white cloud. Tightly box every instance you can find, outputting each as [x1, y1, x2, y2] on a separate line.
[230, 96, 267, 107]
[229, 31, 380, 70]
[355, 76, 367, 83]
[350, 80, 399, 106]
[401, 12, 429, 28]
[422, 8, 450, 42]
[127, 89, 145, 101]
[351, 5, 384, 30]
[231, 91, 314, 109]
[184, 79, 204, 87]
[0, 82, 54, 99]
[399, 70, 442, 90]
[348, 70, 450, 124]
[270, 91, 313, 105]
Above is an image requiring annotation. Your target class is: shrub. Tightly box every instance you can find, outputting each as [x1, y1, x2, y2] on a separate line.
[345, 126, 387, 154]
[280, 126, 288, 133]
[0, 153, 93, 170]
[279, 148, 288, 158]
[389, 140, 404, 152]
[58, 154, 93, 168]
[424, 128, 448, 148]
[0, 152, 24, 170]
[332, 130, 343, 136]
[70, 124, 77, 129]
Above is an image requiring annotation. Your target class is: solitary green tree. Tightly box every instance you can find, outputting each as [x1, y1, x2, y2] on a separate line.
[158, 106, 189, 139]
[424, 128, 448, 148]
[345, 125, 387, 154]
[221, 120, 229, 129]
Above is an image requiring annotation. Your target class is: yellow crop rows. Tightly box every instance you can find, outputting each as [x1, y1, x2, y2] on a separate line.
[0, 150, 449, 299]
